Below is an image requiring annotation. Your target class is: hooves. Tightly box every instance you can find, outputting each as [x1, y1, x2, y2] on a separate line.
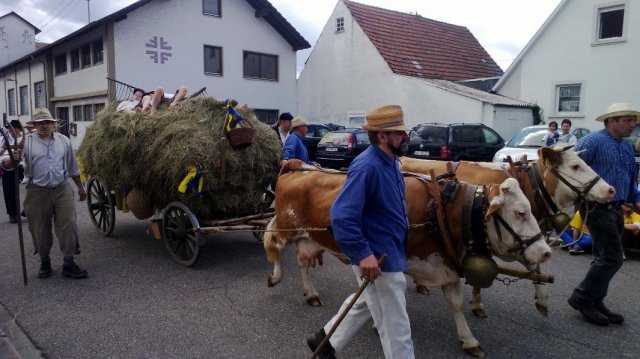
[536, 303, 549, 317]
[471, 308, 488, 318]
[267, 275, 276, 288]
[416, 285, 430, 295]
[464, 345, 485, 358]
[306, 296, 323, 307]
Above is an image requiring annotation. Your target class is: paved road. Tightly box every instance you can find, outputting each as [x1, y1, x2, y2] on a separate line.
[1, 184, 639, 358]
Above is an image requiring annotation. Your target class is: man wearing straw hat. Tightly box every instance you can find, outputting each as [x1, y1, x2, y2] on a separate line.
[281, 116, 319, 167]
[22, 108, 88, 279]
[568, 103, 640, 326]
[307, 105, 414, 358]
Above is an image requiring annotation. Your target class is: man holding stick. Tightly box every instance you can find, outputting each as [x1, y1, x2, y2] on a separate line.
[306, 105, 414, 358]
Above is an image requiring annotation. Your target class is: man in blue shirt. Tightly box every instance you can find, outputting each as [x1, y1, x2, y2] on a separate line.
[568, 103, 640, 326]
[307, 105, 414, 358]
[281, 117, 318, 167]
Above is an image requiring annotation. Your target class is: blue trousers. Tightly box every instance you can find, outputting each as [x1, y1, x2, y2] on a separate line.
[571, 204, 624, 305]
[560, 228, 592, 250]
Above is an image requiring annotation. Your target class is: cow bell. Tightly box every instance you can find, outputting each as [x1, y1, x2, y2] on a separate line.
[550, 212, 572, 233]
[462, 255, 499, 288]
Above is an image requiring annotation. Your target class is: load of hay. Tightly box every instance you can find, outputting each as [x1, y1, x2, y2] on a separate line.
[78, 97, 281, 220]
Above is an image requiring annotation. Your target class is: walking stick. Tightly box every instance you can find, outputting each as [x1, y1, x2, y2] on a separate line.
[1, 124, 28, 285]
[311, 254, 387, 359]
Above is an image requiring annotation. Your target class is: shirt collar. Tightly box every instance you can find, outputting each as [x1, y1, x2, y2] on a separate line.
[371, 144, 397, 166]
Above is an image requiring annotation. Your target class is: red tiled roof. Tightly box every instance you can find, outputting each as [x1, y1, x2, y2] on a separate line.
[344, 1, 503, 81]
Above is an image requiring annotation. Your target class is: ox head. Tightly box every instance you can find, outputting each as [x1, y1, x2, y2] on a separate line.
[485, 178, 551, 265]
[538, 145, 615, 208]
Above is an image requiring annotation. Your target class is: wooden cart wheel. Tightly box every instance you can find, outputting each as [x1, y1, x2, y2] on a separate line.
[162, 201, 202, 266]
[87, 176, 116, 236]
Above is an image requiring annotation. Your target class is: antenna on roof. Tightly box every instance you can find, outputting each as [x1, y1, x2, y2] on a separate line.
[86, 0, 91, 23]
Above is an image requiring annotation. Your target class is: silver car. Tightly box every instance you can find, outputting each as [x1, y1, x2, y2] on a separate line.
[492, 125, 590, 163]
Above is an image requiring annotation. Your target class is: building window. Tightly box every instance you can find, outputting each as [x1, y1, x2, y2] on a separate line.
[34, 81, 45, 108]
[94, 103, 105, 116]
[204, 45, 222, 75]
[81, 44, 91, 68]
[71, 48, 80, 71]
[57, 107, 69, 136]
[598, 5, 624, 40]
[336, 17, 344, 33]
[73, 105, 83, 122]
[7, 88, 16, 115]
[92, 39, 104, 64]
[243, 51, 278, 81]
[557, 84, 581, 112]
[254, 109, 279, 125]
[83, 105, 94, 121]
[19, 86, 29, 115]
[55, 53, 67, 75]
[203, 0, 221, 16]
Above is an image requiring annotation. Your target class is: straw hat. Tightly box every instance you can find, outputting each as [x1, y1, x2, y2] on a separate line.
[595, 103, 640, 122]
[27, 108, 58, 125]
[291, 116, 308, 129]
[362, 105, 408, 132]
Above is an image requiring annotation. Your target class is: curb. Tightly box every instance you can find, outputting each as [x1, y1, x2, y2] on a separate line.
[0, 303, 44, 359]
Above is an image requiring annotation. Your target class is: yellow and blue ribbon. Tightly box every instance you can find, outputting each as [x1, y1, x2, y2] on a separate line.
[178, 164, 204, 198]
[224, 99, 245, 132]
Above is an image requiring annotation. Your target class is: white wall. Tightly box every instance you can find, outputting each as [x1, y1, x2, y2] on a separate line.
[0, 14, 37, 68]
[113, 0, 298, 112]
[0, 60, 44, 123]
[497, 0, 640, 131]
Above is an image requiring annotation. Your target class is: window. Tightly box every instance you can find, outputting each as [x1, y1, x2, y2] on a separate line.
[203, 0, 221, 16]
[34, 81, 45, 108]
[92, 39, 103, 64]
[57, 107, 69, 137]
[597, 5, 624, 40]
[83, 105, 94, 121]
[7, 88, 16, 115]
[55, 53, 67, 75]
[254, 109, 278, 124]
[204, 45, 222, 75]
[19, 86, 28, 115]
[94, 103, 105, 116]
[482, 128, 501, 145]
[557, 85, 581, 112]
[73, 105, 83, 121]
[243, 51, 278, 81]
[81, 44, 91, 68]
[71, 48, 80, 71]
[336, 17, 344, 33]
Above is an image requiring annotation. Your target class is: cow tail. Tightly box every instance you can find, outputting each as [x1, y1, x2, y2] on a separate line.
[263, 216, 283, 263]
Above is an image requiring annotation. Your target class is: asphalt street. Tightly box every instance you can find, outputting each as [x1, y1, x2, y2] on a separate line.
[1, 182, 639, 358]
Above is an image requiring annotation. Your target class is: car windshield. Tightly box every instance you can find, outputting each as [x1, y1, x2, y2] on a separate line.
[506, 127, 547, 148]
[319, 132, 353, 146]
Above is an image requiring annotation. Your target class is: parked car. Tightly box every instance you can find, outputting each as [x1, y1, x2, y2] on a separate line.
[324, 122, 346, 131]
[406, 123, 505, 162]
[303, 123, 334, 161]
[492, 125, 591, 163]
[316, 128, 370, 169]
[623, 124, 640, 166]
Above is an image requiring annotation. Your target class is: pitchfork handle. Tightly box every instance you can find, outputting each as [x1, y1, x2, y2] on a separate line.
[310, 254, 387, 359]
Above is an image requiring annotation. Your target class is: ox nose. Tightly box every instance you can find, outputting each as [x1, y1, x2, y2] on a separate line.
[608, 187, 616, 196]
[539, 250, 551, 264]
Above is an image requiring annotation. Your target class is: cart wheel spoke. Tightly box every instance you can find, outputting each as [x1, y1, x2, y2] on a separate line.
[162, 202, 201, 266]
[86, 176, 116, 236]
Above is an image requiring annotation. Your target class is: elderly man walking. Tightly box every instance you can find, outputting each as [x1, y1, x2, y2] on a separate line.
[23, 108, 88, 279]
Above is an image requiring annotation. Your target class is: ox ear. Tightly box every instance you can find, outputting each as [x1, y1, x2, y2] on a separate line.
[485, 193, 504, 222]
[559, 144, 575, 152]
[538, 146, 563, 168]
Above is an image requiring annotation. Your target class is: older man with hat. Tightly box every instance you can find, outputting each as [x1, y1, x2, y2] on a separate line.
[281, 116, 319, 167]
[22, 108, 88, 279]
[567, 103, 640, 326]
[307, 105, 414, 359]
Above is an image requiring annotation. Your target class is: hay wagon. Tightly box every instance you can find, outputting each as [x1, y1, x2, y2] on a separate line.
[81, 78, 281, 266]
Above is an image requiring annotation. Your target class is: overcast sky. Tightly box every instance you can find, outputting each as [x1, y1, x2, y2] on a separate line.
[1, 0, 562, 72]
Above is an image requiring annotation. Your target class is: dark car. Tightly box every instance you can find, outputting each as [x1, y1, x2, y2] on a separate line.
[316, 128, 370, 169]
[303, 123, 334, 161]
[407, 123, 505, 162]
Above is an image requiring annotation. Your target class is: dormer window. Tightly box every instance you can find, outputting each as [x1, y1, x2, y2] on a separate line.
[336, 17, 344, 33]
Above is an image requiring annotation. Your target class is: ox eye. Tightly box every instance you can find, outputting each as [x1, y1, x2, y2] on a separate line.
[570, 164, 580, 171]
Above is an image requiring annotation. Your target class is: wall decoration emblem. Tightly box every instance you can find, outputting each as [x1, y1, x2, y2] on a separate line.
[145, 36, 172, 64]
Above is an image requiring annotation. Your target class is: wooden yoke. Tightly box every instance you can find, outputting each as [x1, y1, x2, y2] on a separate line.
[427, 168, 463, 275]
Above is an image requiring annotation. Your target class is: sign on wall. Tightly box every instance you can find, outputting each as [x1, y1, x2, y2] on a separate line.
[145, 36, 172, 64]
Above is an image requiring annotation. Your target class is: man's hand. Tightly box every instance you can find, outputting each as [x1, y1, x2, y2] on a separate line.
[78, 187, 87, 201]
[359, 254, 381, 282]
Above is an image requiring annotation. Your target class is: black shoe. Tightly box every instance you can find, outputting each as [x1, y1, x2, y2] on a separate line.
[568, 296, 609, 326]
[37, 260, 52, 279]
[307, 329, 337, 359]
[20, 210, 26, 218]
[9, 216, 18, 223]
[62, 262, 88, 279]
[595, 303, 624, 324]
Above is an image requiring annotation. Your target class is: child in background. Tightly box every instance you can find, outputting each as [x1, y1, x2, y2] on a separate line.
[560, 211, 592, 255]
[543, 121, 559, 146]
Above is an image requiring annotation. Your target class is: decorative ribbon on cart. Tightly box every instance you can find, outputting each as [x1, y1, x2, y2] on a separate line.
[224, 99, 245, 131]
[178, 164, 204, 197]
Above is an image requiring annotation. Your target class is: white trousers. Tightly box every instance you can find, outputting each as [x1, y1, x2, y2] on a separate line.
[324, 266, 414, 359]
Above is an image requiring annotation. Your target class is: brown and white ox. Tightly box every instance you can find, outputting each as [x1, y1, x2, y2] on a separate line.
[264, 159, 550, 357]
[399, 145, 615, 318]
